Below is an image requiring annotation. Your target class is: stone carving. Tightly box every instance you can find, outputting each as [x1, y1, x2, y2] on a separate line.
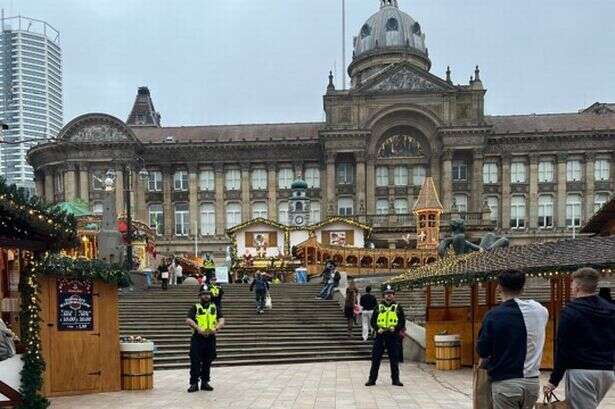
[368, 67, 442, 92]
[69, 124, 129, 143]
[437, 219, 509, 257]
[378, 134, 424, 158]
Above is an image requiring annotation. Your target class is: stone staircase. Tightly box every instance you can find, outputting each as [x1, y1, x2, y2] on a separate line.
[119, 283, 373, 370]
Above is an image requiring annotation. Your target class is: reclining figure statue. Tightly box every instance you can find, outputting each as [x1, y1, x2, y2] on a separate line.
[437, 218, 509, 258]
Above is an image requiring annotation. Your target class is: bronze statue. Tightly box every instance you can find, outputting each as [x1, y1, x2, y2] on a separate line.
[437, 219, 509, 257]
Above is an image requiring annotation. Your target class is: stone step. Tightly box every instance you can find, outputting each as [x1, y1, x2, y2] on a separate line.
[154, 339, 370, 349]
[154, 349, 372, 363]
[155, 355, 369, 370]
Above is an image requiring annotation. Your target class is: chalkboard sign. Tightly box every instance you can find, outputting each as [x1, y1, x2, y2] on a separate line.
[57, 278, 94, 331]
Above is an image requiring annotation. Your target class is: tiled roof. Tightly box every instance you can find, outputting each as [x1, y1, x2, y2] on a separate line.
[485, 110, 615, 134]
[126, 87, 161, 127]
[413, 177, 443, 211]
[131, 122, 323, 143]
[581, 198, 615, 235]
[390, 235, 615, 288]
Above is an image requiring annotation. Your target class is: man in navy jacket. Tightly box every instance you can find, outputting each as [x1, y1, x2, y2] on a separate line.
[544, 268, 615, 409]
[477, 270, 549, 409]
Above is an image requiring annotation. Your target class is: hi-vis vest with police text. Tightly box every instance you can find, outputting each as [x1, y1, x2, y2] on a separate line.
[195, 303, 218, 332]
[376, 303, 399, 330]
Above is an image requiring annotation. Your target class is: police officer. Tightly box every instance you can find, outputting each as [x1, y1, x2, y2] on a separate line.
[365, 284, 405, 387]
[201, 276, 224, 310]
[185, 286, 225, 392]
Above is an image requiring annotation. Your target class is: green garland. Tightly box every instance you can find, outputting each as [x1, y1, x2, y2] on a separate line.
[17, 254, 131, 409]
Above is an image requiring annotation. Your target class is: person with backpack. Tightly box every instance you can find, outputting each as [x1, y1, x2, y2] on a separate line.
[249, 272, 270, 314]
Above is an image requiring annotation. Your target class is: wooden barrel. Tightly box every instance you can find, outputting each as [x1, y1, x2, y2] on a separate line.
[434, 335, 461, 371]
[120, 343, 154, 390]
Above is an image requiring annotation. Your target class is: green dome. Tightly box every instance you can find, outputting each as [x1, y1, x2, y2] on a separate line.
[291, 179, 308, 189]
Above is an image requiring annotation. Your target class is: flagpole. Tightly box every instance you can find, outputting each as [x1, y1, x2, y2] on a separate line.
[342, 0, 346, 90]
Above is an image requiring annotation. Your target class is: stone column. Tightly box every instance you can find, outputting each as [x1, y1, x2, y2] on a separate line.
[64, 165, 77, 201]
[214, 164, 225, 235]
[325, 152, 336, 216]
[528, 154, 539, 229]
[134, 167, 147, 223]
[44, 169, 54, 202]
[556, 153, 567, 228]
[162, 166, 173, 237]
[267, 164, 277, 221]
[355, 153, 366, 217]
[500, 154, 511, 229]
[79, 164, 89, 204]
[441, 150, 453, 211]
[114, 167, 124, 217]
[584, 152, 595, 221]
[188, 165, 199, 236]
[240, 164, 251, 221]
[34, 171, 44, 199]
[366, 155, 376, 214]
[471, 150, 484, 212]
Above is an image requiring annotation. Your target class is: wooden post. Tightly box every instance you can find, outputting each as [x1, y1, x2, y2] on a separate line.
[470, 284, 478, 365]
[426, 286, 432, 321]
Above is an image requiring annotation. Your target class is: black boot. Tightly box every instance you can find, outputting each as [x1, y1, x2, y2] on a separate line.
[187, 384, 199, 393]
[365, 380, 376, 386]
[392, 380, 404, 387]
[201, 382, 213, 391]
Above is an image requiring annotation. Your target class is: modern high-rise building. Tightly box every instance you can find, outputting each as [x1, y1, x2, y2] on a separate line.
[0, 14, 62, 194]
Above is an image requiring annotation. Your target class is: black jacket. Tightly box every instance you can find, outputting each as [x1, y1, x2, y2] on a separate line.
[360, 294, 378, 311]
[549, 295, 615, 386]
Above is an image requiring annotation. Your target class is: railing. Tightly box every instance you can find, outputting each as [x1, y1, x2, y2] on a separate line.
[344, 212, 494, 229]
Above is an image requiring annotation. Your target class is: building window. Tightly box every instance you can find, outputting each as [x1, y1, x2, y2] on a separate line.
[200, 203, 215, 236]
[92, 202, 103, 216]
[394, 199, 408, 214]
[225, 203, 241, 228]
[336, 163, 354, 185]
[483, 162, 498, 184]
[376, 199, 389, 215]
[510, 162, 527, 183]
[510, 196, 526, 229]
[566, 160, 582, 182]
[452, 161, 467, 181]
[278, 201, 289, 224]
[305, 168, 320, 188]
[173, 171, 188, 191]
[199, 170, 214, 191]
[538, 161, 554, 183]
[486, 196, 499, 223]
[337, 197, 354, 216]
[566, 194, 582, 227]
[225, 169, 241, 191]
[393, 166, 409, 186]
[92, 169, 105, 191]
[278, 168, 294, 189]
[148, 171, 162, 192]
[148, 204, 164, 236]
[594, 193, 610, 213]
[376, 167, 389, 187]
[453, 194, 468, 214]
[595, 159, 610, 181]
[251, 169, 267, 190]
[413, 166, 426, 186]
[310, 201, 321, 223]
[252, 202, 268, 219]
[538, 195, 553, 228]
[385, 17, 399, 31]
[174, 203, 189, 236]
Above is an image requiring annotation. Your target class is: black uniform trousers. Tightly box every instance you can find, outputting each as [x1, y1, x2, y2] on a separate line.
[368, 332, 401, 383]
[189, 334, 217, 385]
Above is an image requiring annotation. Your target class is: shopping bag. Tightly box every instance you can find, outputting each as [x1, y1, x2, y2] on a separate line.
[353, 304, 362, 317]
[161, 271, 169, 279]
[265, 294, 272, 310]
[535, 393, 570, 409]
[473, 365, 493, 409]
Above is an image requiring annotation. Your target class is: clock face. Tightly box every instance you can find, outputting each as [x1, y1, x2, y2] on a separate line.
[294, 215, 304, 225]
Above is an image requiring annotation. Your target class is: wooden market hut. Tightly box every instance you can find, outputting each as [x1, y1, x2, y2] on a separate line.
[388, 234, 615, 369]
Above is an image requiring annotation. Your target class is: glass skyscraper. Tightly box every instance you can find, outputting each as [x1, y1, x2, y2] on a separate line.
[0, 15, 62, 194]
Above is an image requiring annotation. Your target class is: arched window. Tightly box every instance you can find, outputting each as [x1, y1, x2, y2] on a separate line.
[360, 24, 371, 39]
[252, 202, 268, 219]
[200, 203, 215, 235]
[412, 22, 421, 35]
[538, 195, 553, 228]
[376, 199, 389, 215]
[278, 201, 289, 224]
[385, 18, 399, 32]
[310, 202, 321, 223]
[295, 202, 303, 211]
[566, 194, 582, 228]
[225, 203, 241, 228]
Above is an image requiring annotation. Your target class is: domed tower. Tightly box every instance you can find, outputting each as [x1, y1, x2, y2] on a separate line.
[349, 0, 430, 88]
[288, 178, 310, 226]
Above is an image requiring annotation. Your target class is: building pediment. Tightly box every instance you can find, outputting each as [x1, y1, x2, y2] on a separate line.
[59, 113, 139, 144]
[355, 63, 454, 94]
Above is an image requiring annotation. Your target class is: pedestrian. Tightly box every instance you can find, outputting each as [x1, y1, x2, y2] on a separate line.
[205, 275, 224, 310]
[169, 258, 177, 286]
[365, 284, 405, 387]
[316, 264, 335, 300]
[544, 268, 615, 409]
[344, 280, 359, 337]
[175, 258, 184, 285]
[0, 318, 18, 361]
[185, 286, 224, 393]
[143, 268, 153, 290]
[249, 272, 270, 314]
[477, 270, 548, 409]
[159, 259, 169, 290]
[360, 286, 377, 341]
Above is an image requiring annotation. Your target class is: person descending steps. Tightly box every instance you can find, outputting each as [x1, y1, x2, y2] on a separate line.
[365, 284, 406, 387]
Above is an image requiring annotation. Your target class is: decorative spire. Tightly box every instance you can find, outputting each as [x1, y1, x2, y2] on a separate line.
[446, 66, 452, 84]
[327, 71, 335, 91]
[413, 177, 443, 212]
[380, 0, 399, 8]
[474, 65, 481, 81]
[126, 86, 161, 127]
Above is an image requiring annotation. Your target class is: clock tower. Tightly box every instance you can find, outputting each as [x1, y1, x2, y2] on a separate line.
[288, 178, 310, 226]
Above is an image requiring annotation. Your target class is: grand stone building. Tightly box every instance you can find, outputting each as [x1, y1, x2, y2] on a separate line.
[27, 0, 615, 259]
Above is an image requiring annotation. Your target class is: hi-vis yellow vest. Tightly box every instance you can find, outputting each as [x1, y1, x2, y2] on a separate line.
[209, 285, 220, 298]
[376, 303, 399, 330]
[195, 303, 217, 332]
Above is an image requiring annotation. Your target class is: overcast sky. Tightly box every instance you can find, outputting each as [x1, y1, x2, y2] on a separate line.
[6, 0, 615, 126]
